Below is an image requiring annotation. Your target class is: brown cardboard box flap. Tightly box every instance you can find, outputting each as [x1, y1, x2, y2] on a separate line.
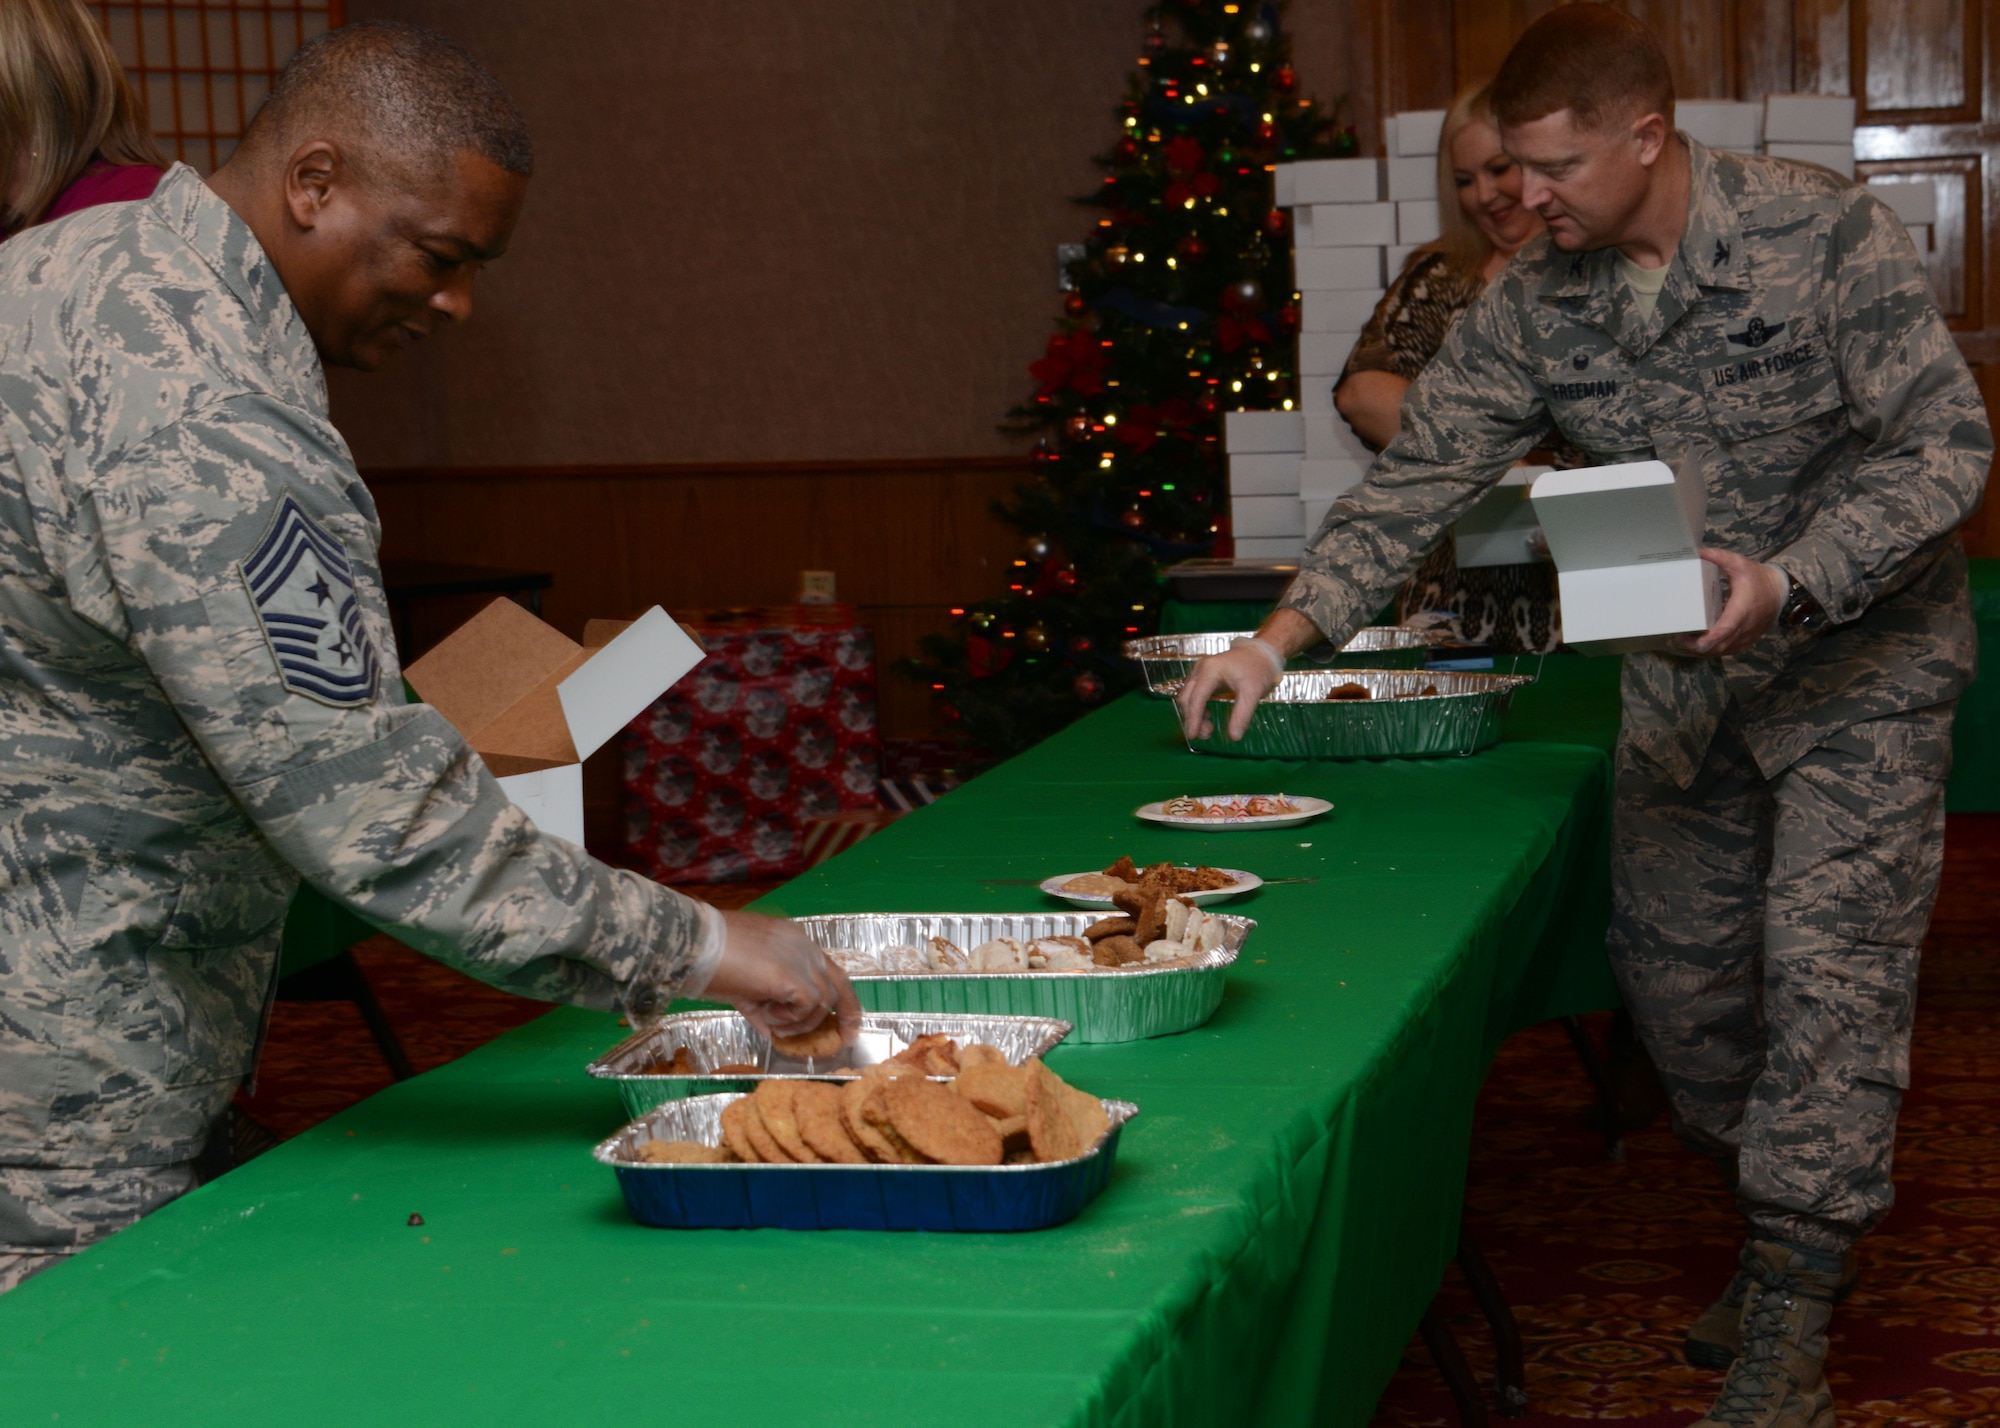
[406, 598, 589, 764]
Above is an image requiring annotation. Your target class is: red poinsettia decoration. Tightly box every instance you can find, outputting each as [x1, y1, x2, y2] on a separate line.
[1162, 136, 1222, 208]
[1212, 312, 1272, 353]
[966, 635, 1013, 678]
[1115, 396, 1200, 454]
[1029, 329, 1109, 396]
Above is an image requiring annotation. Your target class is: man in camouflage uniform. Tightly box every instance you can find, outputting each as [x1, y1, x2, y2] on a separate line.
[1180, 8, 1985, 1425]
[0, 23, 853, 1293]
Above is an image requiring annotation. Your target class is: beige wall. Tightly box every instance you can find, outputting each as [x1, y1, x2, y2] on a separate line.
[331, 0, 1350, 467]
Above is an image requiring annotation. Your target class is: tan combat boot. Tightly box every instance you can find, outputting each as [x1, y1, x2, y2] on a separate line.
[1689, 1241, 1840, 1428]
[1685, 1244, 1857, 1368]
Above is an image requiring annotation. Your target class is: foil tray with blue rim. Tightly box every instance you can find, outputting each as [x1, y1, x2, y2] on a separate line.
[1168, 668, 1533, 760]
[1123, 626, 1445, 695]
[792, 911, 1252, 1043]
[597, 1091, 1138, 1232]
[587, 1010, 1073, 1120]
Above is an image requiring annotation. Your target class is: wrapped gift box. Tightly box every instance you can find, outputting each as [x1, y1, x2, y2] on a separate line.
[621, 605, 880, 882]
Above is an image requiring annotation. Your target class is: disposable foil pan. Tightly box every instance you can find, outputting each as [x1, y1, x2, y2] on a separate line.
[1124, 626, 1442, 694]
[597, 1092, 1138, 1231]
[792, 911, 1251, 1043]
[588, 1010, 1074, 1120]
[1168, 668, 1533, 760]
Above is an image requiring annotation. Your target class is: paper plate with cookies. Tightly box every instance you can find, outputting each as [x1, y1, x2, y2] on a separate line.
[1040, 856, 1261, 908]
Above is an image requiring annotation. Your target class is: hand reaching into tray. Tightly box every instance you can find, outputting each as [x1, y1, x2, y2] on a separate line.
[1176, 609, 1324, 740]
[702, 911, 860, 1049]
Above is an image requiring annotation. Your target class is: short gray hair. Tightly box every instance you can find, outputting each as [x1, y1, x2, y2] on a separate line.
[242, 20, 532, 180]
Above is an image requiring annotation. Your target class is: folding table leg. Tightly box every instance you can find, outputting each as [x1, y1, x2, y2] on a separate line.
[1419, 1301, 1490, 1428]
[1457, 1229, 1530, 1417]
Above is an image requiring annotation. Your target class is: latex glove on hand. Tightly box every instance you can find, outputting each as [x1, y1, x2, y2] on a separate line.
[1176, 636, 1285, 742]
[695, 909, 861, 1046]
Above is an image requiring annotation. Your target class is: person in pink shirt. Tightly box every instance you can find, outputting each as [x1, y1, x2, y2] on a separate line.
[0, 0, 165, 239]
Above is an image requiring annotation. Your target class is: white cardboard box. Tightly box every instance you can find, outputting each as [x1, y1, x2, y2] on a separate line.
[1232, 494, 1307, 538]
[1387, 154, 1435, 202]
[1223, 409, 1305, 454]
[1290, 157, 1381, 205]
[1305, 411, 1373, 462]
[1234, 535, 1306, 560]
[1301, 288, 1382, 333]
[1453, 467, 1549, 568]
[1395, 109, 1446, 156]
[1301, 496, 1335, 534]
[1386, 243, 1422, 278]
[1397, 199, 1442, 245]
[1677, 100, 1763, 152]
[1300, 458, 1368, 497]
[1295, 245, 1385, 290]
[1298, 330, 1361, 377]
[1766, 141, 1855, 179]
[1528, 459, 1721, 653]
[406, 600, 705, 848]
[1298, 381, 1337, 414]
[1305, 201, 1397, 246]
[1272, 163, 1297, 209]
[1866, 176, 1939, 227]
[1764, 93, 1857, 143]
[1229, 452, 1303, 496]
[1909, 223, 1933, 253]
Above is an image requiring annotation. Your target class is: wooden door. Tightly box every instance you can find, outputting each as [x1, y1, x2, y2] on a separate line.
[1317, 0, 2000, 555]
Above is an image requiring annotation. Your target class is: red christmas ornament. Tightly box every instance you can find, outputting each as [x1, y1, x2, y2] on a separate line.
[1262, 207, 1288, 236]
[1176, 234, 1207, 262]
[1063, 290, 1087, 317]
[1273, 64, 1297, 92]
[1053, 566, 1078, 592]
[1063, 414, 1090, 441]
[1114, 136, 1139, 164]
[1074, 672, 1106, 703]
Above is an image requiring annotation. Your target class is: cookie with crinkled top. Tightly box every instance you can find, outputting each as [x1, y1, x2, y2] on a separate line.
[719, 1097, 763, 1162]
[840, 1074, 920, 1163]
[637, 1139, 734, 1164]
[1023, 1059, 1083, 1163]
[953, 1058, 1030, 1120]
[768, 1004, 845, 1061]
[794, 1081, 868, 1163]
[753, 1080, 821, 1162]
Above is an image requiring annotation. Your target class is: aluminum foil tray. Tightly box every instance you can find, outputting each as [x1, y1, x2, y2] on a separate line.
[598, 1091, 1138, 1231]
[588, 1010, 1074, 1120]
[1124, 626, 1442, 695]
[1168, 668, 1533, 760]
[792, 911, 1252, 1043]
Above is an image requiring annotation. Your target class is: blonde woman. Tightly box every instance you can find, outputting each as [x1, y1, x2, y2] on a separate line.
[1332, 82, 1569, 653]
[0, 0, 165, 238]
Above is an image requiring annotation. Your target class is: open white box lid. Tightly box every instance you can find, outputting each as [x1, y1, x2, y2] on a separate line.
[1528, 458, 1706, 573]
[406, 599, 704, 776]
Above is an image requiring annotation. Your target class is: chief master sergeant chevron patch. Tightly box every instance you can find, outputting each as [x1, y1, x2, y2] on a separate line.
[238, 493, 380, 707]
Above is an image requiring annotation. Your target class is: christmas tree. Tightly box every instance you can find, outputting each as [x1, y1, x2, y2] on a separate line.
[908, 1, 1349, 758]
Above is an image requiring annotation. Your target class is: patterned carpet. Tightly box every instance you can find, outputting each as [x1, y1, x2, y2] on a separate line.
[1372, 813, 2000, 1427]
[237, 823, 1999, 1424]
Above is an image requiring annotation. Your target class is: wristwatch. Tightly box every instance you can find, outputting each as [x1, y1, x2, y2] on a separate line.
[1778, 570, 1830, 632]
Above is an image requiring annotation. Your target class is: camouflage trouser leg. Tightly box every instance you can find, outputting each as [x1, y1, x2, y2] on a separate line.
[1608, 702, 1954, 1254]
[0, 1161, 198, 1293]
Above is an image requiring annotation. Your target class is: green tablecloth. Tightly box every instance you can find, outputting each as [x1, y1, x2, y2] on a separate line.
[0, 691, 1617, 1428]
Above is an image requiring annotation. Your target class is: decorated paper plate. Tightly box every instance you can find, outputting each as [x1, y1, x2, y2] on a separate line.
[1037, 868, 1263, 908]
[1134, 794, 1332, 830]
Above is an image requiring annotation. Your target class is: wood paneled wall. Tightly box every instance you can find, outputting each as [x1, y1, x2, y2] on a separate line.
[365, 459, 1025, 846]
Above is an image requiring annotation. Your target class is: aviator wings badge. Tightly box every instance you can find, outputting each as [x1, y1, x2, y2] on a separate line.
[1726, 315, 1787, 348]
[240, 494, 381, 708]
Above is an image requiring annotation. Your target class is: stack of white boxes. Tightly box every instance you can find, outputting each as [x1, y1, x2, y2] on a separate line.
[1220, 94, 1928, 562]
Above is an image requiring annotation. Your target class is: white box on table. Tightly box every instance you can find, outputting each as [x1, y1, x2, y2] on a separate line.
[1290, 157, 1381, 205]
[1295, 245, 1385, 290]
[1223, 409, 1305, 454]
[1387, 154, 1435, 202]
[1298, 381, 1337, 413]
[1302, 496, 1335, 534]
[405, 599, 705, 849]
[1453, 467, 1550, 569]
[1395, 109, 1446, 156]
[1298, 330, 1362, 377]
[1528, 459, 1721, 654]
[1305, 411, 1373, 462]
[1397, 199, 1442, 245]
[1386, 243, 1422, 278]
[1272, 163, 1297, 209]
[1300, 458, 1368, 498]
[1234, 535, 1306, 560]
[1301, 288, 1382, 333]
[1766, 142, 1855, 179]
[1677, 100, 1763, 152]
[1231, 494, 1307, 539]
[1764, 94, 1856, 143]
[1866, 176, 1939, 228]
[1229, 452, 1303, 496]
[1304, 202, 1397, 247]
